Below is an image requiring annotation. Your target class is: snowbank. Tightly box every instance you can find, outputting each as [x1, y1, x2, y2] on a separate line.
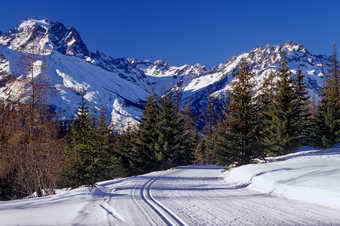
[223, 147, 340, 210]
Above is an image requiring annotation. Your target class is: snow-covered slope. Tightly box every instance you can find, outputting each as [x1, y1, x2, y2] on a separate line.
[2, 161, 340, 226]
[0, 19, 330, 129]
[224, 146, 340, 211]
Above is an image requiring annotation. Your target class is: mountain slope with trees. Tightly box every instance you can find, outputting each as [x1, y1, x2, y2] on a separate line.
[0, 19, 331, 130]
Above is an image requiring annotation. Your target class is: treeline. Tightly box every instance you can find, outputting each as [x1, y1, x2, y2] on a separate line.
[197, 49, 340, 166]
[0, 70, 197, 199]
[0, 48, 339, 200]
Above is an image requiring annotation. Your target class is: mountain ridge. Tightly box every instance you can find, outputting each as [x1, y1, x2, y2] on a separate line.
[0, 18, 330, 129]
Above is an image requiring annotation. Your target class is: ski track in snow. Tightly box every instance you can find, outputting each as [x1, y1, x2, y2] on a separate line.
[141, 175, 188, 226]
[2, 166, 340, 225]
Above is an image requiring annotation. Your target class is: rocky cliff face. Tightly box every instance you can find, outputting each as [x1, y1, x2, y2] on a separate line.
[0, 19, 329, 129]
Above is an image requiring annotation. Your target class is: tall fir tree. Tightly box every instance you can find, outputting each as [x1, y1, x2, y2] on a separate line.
[112, 124, 137, 176]
[255, 72, 276, 159]
[213, 120, 231, 165]
[179, 100, 197, 164]
[197, 99, 222, 164]
[215, 61, 260, 166]
[63, 96, 118, 187]
[95, 108, 123, 180]
[63, 96, 97, 187]
[203, 99, 219, 134]
[154, 96, 194, 168]
[292, 70, 313, 145]
[315, 44, 340, 148]
[131, 96, 160, 173]
[132, 95, 194, 172]
[261, 58, 300, 156]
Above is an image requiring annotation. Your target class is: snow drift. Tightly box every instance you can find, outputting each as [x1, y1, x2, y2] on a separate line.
[223, 147, 340, 210]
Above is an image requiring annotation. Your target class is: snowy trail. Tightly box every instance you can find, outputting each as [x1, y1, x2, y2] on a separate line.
[106, 166, 340, 226]
[1, 165, 340, 225]
[139, 176, 188, 226]
[157, 166, 340, 225]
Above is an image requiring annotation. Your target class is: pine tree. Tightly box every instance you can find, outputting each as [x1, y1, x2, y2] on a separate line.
[179, 100, 197, 164]
[196, 132, 220, 165]
[131, 95, 195, 172]
[63, 96, 95, 187]
[0, 165, 20, 200]
[215, 61, 260, 166]
[95, 108, 122, 180]
[112, 124, 137, 176]
[255, 72, 276, 159]
[214, 120, 232, 165]
[131, 96, 160, 173]
[199, 99, 222, 164]
[261, 58, 300, 156]
[154, 96, 193, 168]
[315, 45, 340, 148]
[292, 70, 313, 145]
[63, 96, 117, 187]
[203, 99, 219, 134]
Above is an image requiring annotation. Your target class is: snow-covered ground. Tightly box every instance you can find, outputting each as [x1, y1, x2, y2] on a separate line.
[1, 148, 340, 225]
[224, 146, 340, 211]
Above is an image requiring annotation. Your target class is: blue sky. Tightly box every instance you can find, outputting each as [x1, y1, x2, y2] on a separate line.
[0, 0, 337, 66]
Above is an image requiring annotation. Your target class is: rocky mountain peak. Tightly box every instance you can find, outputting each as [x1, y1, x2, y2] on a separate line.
[0, 18, 332, 130]
[0, 18, 89, 57]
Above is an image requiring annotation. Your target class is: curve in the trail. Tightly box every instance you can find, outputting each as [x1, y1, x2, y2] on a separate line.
[130, 182, 151, 221]
[140, 176, 188, 226]
[147, 178, 189, 226]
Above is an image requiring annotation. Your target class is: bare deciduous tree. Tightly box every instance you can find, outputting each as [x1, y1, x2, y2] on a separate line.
[0, 53, 65, 199]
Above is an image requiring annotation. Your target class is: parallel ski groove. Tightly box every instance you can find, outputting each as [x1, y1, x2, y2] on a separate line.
[139, 175, 187, 226]
[140, 178, 173, 225]
[147, 178, 188, 226]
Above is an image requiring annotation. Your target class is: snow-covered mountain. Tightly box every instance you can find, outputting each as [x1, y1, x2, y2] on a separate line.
[0, 19, 330, 129]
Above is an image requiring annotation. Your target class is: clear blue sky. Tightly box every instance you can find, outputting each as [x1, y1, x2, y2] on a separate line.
[0, 0, 337, 66]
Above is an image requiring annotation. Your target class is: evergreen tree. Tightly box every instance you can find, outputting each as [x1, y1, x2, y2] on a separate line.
[196, 132, 220, 165]
[131, 96, 160, 173]
[198, 99, 223, 164]
[214, 120, 232, 165]
[261, 58, 300, 156]
[63, 96, 96, 187]
[203, 99, 219, 134]
[154, 96, 193, 168]
[112, 124, 137, 176]
[292, 70, 313, 145]
[179, 100, 197, 164]
[0, 167, 20, 200]
[132, 95, 194, 172]
[255, 72, 276, 159]
[95, 108, 122, 180]
[63, 96, 118, 187]
[315, 45, 340, 148]
[215, 61, 260, 166]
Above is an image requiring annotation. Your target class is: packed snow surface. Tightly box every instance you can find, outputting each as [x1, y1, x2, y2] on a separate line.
[224, 147, 340, 211]
[1, 149, 340, 226]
